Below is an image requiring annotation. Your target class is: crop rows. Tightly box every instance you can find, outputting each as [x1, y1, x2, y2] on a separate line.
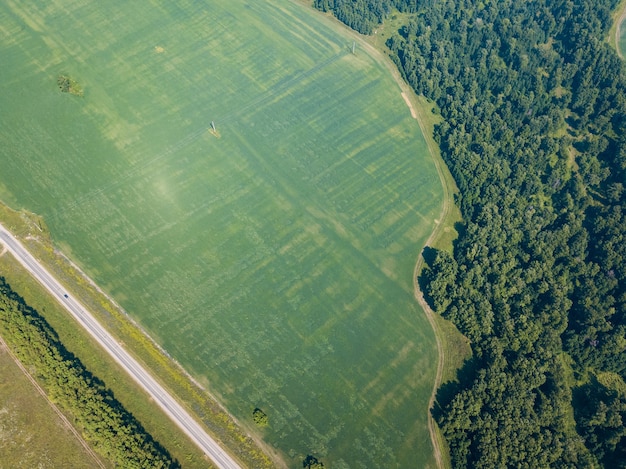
[0, 0, 442, 466]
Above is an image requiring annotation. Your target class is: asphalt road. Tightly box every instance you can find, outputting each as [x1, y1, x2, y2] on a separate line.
[0, 223, 242, 469]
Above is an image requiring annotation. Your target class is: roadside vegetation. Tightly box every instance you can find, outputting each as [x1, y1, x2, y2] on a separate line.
[0, 1, 442, 466]
[0, 336, 105, 468]
[319, 0, 626, 467]
[0, 203, 276, 468]
[0, 276, 177, 468]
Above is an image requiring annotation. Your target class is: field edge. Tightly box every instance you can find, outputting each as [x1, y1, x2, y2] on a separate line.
[0, 201, 281, 469]
[0, 333, 110, 468]
[337, 8, 473, 469]
[608, 0, 626, 57]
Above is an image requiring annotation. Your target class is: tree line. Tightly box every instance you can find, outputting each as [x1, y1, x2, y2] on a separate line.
[0, 277, 178, 468]
[317, 0, 626, 466]
[314, 0, 417, 34]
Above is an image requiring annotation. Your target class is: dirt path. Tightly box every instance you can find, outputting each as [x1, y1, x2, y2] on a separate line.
[346, 26, 453, 469]
[616, 5, 626, 59]
[361, 36, 453, 469]
[411, 106, 452, 469]
[337, 26, 452, 469]
[0, 335, 106, 469]
[401, 92, 418, 119]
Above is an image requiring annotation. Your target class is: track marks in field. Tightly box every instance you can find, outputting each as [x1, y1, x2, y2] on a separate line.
[51, 51, 348, 222]
[50, 126, 207, 221]
[218, 50, 348, 125]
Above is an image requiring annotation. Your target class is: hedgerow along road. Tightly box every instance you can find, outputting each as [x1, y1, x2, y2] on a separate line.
[0, 223, 242, 469]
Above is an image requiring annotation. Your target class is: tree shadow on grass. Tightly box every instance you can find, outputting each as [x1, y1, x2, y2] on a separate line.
[431, 356, 481, 422]
[418, 246, 438, 311]
[0, 276, 179, 468]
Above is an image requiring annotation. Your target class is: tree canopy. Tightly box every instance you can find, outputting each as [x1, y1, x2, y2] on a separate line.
[314, 0, 417, 34]
[0, 277, 178, 468]
[317, 0, 626, 466]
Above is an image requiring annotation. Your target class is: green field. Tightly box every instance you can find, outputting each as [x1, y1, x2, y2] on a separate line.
[0, 1, 441, 467]
[620, 16, 626, 56]
[0, 341, 106, 468]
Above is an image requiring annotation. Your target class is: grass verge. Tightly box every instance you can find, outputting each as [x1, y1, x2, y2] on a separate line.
[0, 202, 278, 469]
[408, 95, 469, 469]
[302, 3, 474, 465]
[1, 2, 442, 464]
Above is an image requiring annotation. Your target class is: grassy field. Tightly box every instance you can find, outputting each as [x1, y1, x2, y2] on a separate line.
[0, 337, 106, 468]
[608, 0, 626, 56]
[620, 19, 626, 57]
[0, 1, 442, 467]
[0, 243, 215, 469]
[0, 206, 274, 468]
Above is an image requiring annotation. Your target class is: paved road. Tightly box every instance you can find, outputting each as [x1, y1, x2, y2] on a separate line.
[0, 223, 241, 469]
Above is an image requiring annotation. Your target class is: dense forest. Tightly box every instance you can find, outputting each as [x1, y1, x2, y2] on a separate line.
[317, 0, 626, 467]
[0, 277, 178, 468]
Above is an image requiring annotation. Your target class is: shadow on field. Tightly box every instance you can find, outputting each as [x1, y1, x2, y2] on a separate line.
[431, 357, 481, 421]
